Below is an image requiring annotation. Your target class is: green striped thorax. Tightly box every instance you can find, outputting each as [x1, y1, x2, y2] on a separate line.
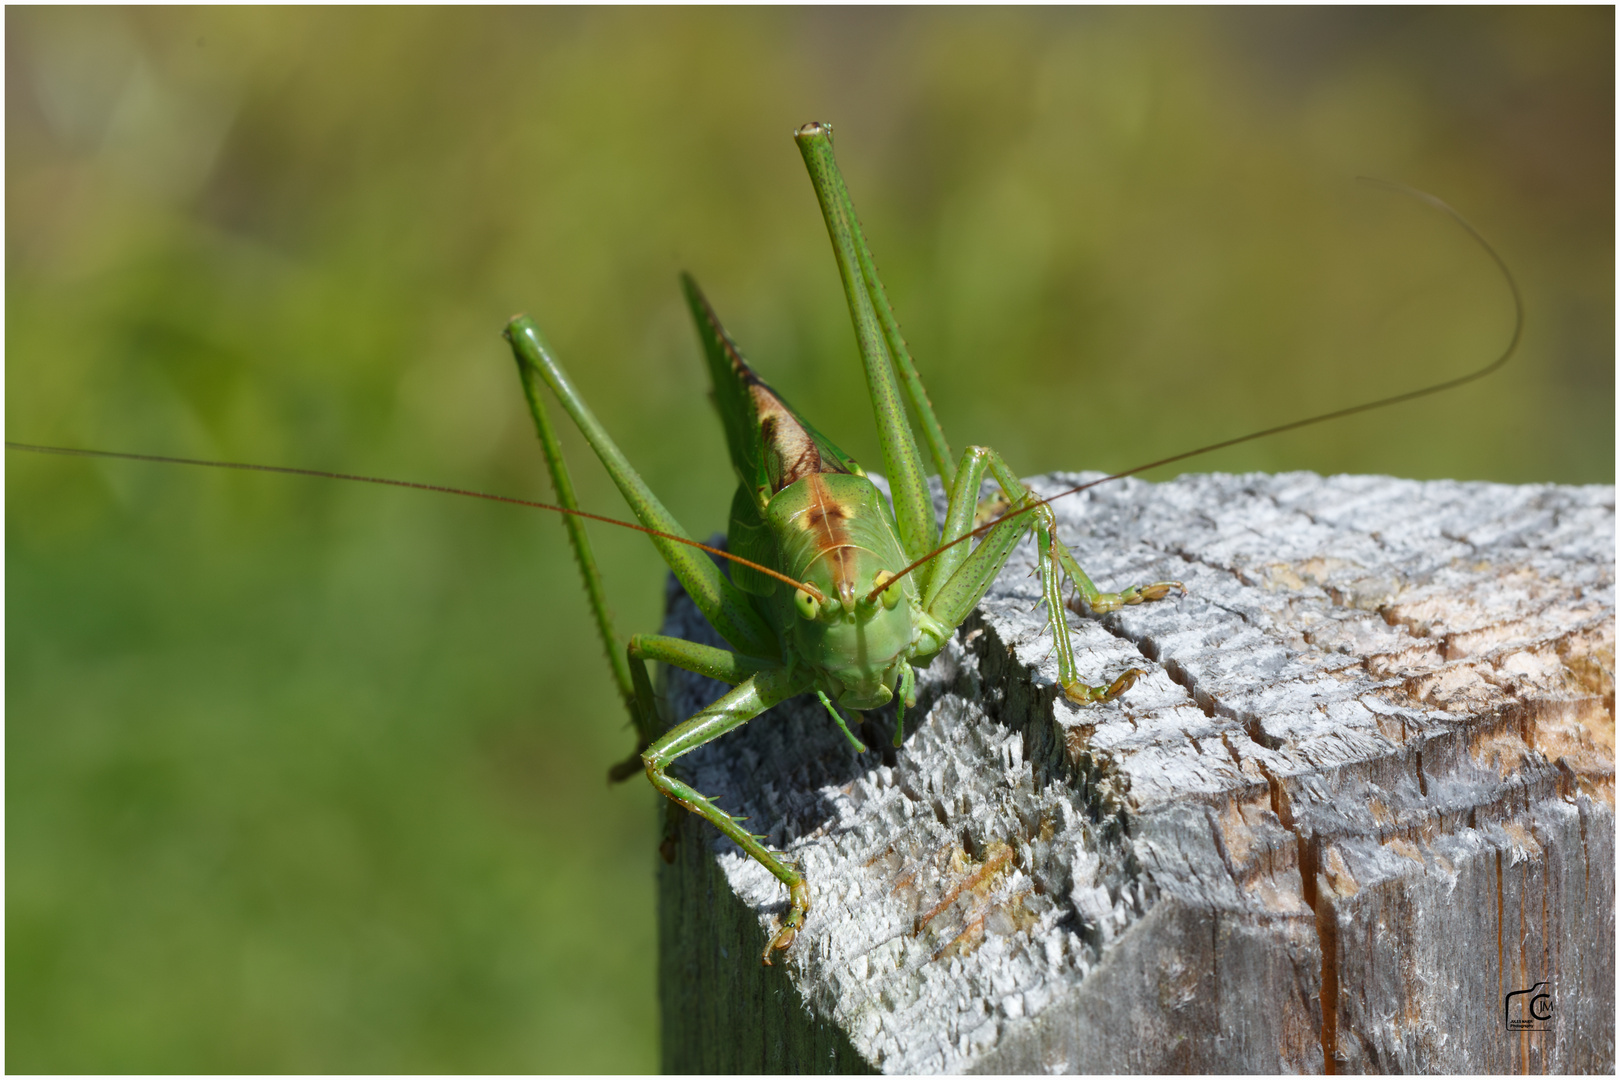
[764, 472, 915, 709]
[683, 273, 947, 711]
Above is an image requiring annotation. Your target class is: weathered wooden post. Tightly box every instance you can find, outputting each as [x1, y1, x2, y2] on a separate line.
[656, 471, 1614, 1073]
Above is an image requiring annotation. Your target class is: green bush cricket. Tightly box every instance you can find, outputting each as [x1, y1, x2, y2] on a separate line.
[501, 120, 1521, 963]
[8, 120, 1520, 969]
[505, 123, 1195, 961]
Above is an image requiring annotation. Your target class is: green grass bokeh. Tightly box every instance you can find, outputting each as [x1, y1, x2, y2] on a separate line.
[7, 8, 1612, 1072]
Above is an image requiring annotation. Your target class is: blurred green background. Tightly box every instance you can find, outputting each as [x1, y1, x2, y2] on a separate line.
[7, 8, 1611, 1072]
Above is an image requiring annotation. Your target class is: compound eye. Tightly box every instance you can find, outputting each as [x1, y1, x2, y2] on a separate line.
[873, 570, 903, 610]
[794, 588, 821, 621]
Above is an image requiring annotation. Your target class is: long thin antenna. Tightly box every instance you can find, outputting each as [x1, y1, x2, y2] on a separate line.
[869, 181, 1524, 602]
[5, 440, 827, 604]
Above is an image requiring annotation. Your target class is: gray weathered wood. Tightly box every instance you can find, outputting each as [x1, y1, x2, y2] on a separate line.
[655, 471, 1614, 1073]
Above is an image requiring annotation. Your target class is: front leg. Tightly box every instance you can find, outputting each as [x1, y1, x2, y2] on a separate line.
[923, 446, 1182, 704]
[1033, 496, 1186, 700]
[640, 665, 815, 963]
[1049, 540, 1184, 616]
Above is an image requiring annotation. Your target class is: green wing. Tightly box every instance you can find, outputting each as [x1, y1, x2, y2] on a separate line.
[682, 274, 863, 521]
[683, 274, 769, 506]
[682, 274, 868, 598]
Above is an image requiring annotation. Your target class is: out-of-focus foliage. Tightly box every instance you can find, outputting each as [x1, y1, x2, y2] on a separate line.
[6, 8, 1611, 1072]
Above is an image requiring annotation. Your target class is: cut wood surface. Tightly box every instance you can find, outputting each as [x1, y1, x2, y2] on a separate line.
[655, 471, 1615, 1074]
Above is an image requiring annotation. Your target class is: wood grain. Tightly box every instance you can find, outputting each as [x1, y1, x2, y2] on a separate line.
[655, 471, 1614, 1073]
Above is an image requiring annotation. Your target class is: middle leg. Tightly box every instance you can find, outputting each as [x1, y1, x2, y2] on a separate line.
[639, 664, 814, 963]
[923, 445, 1183, 704]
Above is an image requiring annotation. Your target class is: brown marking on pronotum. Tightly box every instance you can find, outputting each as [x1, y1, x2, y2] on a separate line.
[797, 473, 860, 607]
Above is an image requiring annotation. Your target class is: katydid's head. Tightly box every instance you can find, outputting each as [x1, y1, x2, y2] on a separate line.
[765, 472, 916, 707]
[790, 558, 913, 710]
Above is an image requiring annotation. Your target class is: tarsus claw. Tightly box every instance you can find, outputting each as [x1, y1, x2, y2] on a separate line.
[1122, 580, 1186, 605]
[1062, 666, 1148, 704]
[762, 923, 799, 964]
[760, 878, 812, 965]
